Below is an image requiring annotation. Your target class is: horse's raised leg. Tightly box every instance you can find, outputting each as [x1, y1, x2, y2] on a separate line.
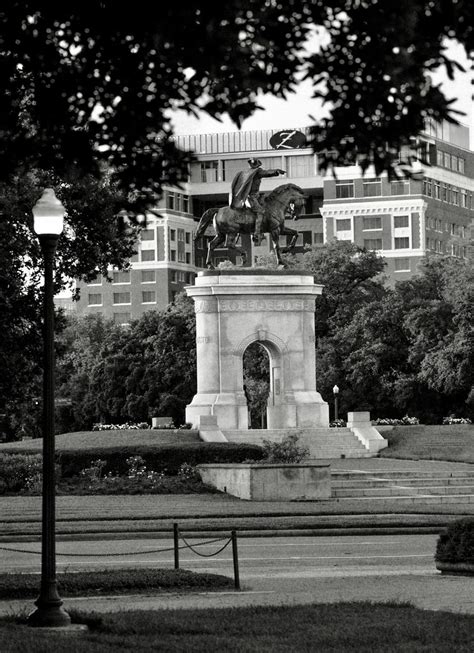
[206, 233, 225, 269]
[280, 226, 299, 252]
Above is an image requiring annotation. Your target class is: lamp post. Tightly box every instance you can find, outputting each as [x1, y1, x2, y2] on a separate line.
[27, 189, 71, 628]
[333, 385, 339, 422]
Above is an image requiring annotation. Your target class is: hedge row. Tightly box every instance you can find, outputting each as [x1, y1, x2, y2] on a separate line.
[1, 443, 265, 479]
[436, 518, 474, 563]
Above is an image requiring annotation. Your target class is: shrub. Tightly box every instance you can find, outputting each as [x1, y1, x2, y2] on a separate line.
[442, 416, 472, 425]
[330, 419, 347, 428]
[435, 518, 474, 564]
[260, 433, 309, 463]
[0, 453, 42, 493]
[55, 442, 265, 477]
[374, 416, 420, 426]
[92, 422, 150, 431]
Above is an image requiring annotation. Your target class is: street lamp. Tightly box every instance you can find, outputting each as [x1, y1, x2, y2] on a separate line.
[333, 385, 340, 422]
[27, 189, 71, 628]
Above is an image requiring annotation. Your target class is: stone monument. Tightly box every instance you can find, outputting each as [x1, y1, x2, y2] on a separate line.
[185, 269, 329, 430]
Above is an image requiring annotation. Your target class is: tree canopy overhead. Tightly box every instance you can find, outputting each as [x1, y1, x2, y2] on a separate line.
[2, 1, 473, 201]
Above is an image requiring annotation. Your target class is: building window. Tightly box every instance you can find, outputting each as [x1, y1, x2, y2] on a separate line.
[434, 182, 440, 199]
[394, 258, 410, 271]
[141, 250, 155, 262]
[391, 180, 410, 195]
[394, 215, 409, 229]
[201, 160, 219, 183]
[313, 232, 324, 244]
[185, 232, 191, 244]
[443, 152, 451, 168]
[423, 178, 432, 196]
[182, 195, 190, 213]
[335, 218, 351, 231]
[113, 313, 131, 326]
[461, 190, 468, 208]
[442, 184, 448, 202]
[141, 270, 156, 283]
[142, 291, 156, 304]
[335, 180, 354, 198]
[394, 237, 410, 249]
[362, 216, 382, 230]
[363, 238, 382, 250]
[141, 229, 154, 241]
[170, 229, 176, 242]
[87, 275, 102, 286]
[112, 270, 131, 284]
[170, 250, 176, 261]
[458, 158, 465, 174]
[88, 293, 102, 306]
[436, 150, 444, 166]
[113, 292, 131, 305]
[171, 271, 177, 283]
[185, 252, 191, 264]
[451, 188, 459, 205]
[362, 177, 382, 197]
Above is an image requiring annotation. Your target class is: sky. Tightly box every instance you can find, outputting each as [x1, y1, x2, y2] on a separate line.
[169, 41, 473, 150]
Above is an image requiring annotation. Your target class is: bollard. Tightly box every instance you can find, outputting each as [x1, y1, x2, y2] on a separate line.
[231, 530, 240, 590]
[173, 523, 179, 570]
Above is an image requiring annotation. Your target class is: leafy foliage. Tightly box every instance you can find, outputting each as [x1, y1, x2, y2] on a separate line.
[1, 2, 473, 195]
[261, 434, 310, 464]
[436, 518, 474, 564]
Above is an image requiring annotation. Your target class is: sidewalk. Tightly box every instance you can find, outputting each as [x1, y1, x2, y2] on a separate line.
[1, 570, 473, 616]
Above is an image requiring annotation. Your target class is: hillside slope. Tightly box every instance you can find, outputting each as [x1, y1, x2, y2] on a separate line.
[379, 425, 473, 463]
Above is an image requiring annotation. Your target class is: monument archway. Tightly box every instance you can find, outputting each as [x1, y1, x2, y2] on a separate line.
[185, 270, 329, 430]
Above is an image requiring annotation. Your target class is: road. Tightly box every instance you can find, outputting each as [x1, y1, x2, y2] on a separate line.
[2, 534, 473, 615]
[0, 533, 437, 577]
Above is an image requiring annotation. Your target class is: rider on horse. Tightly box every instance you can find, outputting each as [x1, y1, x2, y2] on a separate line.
[229, 158, 286, 245]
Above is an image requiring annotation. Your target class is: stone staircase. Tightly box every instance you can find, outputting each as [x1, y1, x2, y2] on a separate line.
[331, 469, 474, 504]
[223, 428, 373, 458]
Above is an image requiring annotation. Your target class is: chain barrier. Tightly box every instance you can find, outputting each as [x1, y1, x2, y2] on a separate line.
[0, 523, 241, 589]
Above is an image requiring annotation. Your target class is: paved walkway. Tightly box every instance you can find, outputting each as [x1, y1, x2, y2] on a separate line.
[1, 571, 473, 617]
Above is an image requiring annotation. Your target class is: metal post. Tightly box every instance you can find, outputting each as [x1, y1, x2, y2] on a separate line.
[231, 530, 240, 590]
[334, 394, 339, 422]
[28, 235, 70, 628]
[173, 522, 180, 570]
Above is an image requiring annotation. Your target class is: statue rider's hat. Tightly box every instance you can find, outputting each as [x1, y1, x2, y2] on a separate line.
[248, 158, 262, 168]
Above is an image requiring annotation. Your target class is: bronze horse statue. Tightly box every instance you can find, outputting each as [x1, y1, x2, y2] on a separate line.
[194, 183, 306, 268]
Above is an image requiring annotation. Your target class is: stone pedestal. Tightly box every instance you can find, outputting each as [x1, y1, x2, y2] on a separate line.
[185, 270, 329, 430]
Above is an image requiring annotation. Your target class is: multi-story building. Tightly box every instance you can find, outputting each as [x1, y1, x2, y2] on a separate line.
[74, 188, 198, 323]
[74, 121, 473, 321]
[320, 120, 474, 282]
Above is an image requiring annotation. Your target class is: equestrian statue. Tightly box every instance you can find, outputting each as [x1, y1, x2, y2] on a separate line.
[194, 158, 306, 269]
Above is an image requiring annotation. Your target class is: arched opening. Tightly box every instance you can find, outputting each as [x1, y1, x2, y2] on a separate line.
[243, 342, 270, 429]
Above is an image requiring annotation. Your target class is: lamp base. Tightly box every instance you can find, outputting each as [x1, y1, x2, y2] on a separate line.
[27, 603, 71, 628]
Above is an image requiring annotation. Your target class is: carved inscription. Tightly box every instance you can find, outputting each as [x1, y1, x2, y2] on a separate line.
[219, 299, 315, 312]
[194, 300, 217, 313]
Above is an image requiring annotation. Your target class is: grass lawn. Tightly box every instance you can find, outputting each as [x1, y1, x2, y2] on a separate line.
[379, 425, 474, 464]
[0, 429, 200, 452]
[1, 602, 473, 652]
[0, 568, 232, 600]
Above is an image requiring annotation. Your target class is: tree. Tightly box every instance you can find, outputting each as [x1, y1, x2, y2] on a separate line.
[2, 2, 473, 196]
[321, 256, 474, 422]
[0, 171, 139, 437]
[56, 294, 197, 429]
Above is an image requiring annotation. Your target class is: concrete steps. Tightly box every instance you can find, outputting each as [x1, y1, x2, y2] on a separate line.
[331, 470, 474, 503]
[222, 428, 372, 458]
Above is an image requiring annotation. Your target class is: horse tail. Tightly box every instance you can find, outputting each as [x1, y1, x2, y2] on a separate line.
[194, 208, 219, 240]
